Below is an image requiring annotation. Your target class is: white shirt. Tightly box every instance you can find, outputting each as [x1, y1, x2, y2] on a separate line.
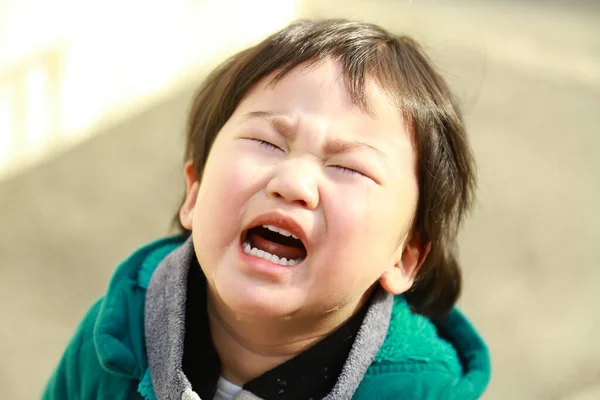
[213, 376, 243, 400]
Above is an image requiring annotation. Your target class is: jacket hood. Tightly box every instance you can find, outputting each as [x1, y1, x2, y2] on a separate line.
[364, 296, 491, 398]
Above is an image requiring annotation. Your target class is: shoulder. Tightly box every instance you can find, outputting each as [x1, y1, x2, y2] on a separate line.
[94, 235, 188, 375]
[356, 296, 490, 400]
[43, 236, 187, 400]
[43, 298, 141, 399]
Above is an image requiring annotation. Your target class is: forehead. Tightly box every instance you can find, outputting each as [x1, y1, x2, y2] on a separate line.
[234, 59, 408, 141]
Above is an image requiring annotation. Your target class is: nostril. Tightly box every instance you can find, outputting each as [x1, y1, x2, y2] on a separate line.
[269, 190, 309, 208]
[267, 182, 317, 209]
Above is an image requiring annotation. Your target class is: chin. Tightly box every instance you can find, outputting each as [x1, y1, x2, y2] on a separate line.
[214, 280, 305, 319]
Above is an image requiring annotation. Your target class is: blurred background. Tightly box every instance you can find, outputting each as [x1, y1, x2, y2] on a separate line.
[0, 0, 598, 398]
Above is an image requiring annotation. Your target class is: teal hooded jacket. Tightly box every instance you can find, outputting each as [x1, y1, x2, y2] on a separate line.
[42, 236, 491, 400]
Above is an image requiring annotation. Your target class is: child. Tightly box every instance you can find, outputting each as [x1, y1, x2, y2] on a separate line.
[43, 19, 490, 400]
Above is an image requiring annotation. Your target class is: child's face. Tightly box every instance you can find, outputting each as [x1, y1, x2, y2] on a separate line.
[181, 59, 425, 320]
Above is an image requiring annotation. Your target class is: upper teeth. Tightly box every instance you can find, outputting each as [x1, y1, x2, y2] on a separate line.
[263, 224, 299, 239]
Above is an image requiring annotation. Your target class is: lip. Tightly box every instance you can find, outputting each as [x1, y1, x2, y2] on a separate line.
[241, 211, 310, 252]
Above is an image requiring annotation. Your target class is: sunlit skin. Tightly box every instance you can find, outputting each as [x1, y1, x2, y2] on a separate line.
[179, 59, 428, 384]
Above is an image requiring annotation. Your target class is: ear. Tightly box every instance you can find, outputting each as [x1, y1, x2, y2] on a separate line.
[179, 161, 201, 230]
[379, 235, 431, 295]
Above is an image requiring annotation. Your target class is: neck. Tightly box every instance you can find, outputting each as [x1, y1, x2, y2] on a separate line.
[207, 292, 366, 386]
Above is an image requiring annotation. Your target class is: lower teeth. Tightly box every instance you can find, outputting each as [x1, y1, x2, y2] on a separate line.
[243, 240, 303, 266]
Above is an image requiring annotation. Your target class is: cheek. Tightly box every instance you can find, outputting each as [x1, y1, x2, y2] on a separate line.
[329, 184, 398, 242]
[321, 181, 417, 272]
[199, 142, 266, 204]
[192, 147, 261, 244]
[313, 188, 385, 292]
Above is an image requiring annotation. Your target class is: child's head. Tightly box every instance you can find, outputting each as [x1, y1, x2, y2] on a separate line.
[177, 19, 475, 320]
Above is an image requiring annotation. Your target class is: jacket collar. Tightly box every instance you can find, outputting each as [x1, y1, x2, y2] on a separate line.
[144, 237, 395, 400]
[93, 235, 490, 399]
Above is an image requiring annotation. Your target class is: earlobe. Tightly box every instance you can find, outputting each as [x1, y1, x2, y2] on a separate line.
[379, 236, 430, 295]
[179, 162, 201, 230]
[379, 269, 412, 295]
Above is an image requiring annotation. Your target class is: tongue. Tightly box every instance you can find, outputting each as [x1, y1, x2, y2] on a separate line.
[248, 231, 306, 260]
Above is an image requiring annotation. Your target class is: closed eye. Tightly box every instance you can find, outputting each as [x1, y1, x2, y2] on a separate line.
[331, 165, 365, 177]
[248, 138, 283, 152]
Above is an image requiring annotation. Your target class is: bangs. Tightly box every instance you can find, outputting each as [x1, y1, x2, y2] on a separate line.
[261, 21, 442, 129]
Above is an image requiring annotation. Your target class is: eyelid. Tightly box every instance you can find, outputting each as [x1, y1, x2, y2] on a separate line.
[330, 165, 372, 181]
[329, 163, 382, 185]
[332, 165, 362, 175]
[248, 137, 284, 152]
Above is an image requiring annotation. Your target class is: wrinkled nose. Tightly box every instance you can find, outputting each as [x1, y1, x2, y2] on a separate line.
[266, 160, 319, 209]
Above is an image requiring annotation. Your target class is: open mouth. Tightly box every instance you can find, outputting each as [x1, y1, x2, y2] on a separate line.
[242, 224, 307, 266]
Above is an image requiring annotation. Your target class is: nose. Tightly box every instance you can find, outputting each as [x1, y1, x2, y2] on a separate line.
[266, 159, 320, 209]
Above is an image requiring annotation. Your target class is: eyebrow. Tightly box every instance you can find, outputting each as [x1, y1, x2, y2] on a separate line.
[240, 110, 385, 157]
[241, 111, 296, 139]
[323, 138, 384, 157]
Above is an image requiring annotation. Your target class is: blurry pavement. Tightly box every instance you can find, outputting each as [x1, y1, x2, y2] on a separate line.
[1, 1, 598, 399]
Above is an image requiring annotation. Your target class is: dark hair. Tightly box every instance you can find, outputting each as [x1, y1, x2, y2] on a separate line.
[175, 19, 476, 319]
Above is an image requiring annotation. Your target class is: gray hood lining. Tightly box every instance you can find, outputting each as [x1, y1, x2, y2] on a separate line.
[145, 236, 195, 400]
[325, 288, 394, 400]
